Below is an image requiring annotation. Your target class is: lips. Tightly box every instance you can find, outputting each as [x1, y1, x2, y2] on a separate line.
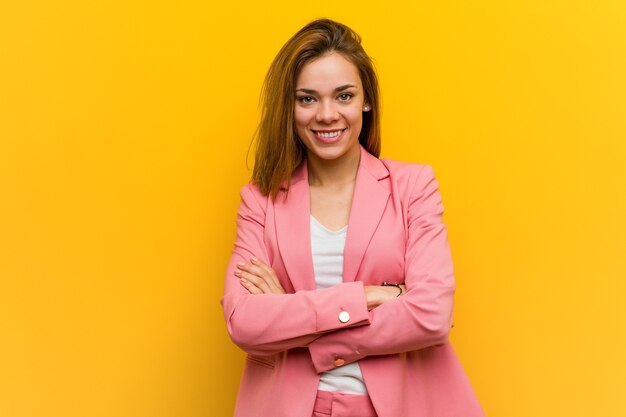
[311, 128, 347, 143]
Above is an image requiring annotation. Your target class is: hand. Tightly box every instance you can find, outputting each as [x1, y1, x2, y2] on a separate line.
[364, 284, 406, 310]
[234, 257, 286, 295]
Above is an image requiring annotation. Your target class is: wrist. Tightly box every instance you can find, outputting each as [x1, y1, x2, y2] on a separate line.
[382, 282, 403, 297]
[365, 286, 385, 310]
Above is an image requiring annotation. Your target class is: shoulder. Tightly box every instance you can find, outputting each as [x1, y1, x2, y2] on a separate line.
[238, 182, 270, 216]
[379, 158, 444, 217]
[379, 157, 437, 193]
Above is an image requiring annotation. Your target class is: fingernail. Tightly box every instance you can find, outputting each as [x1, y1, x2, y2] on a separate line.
[237, 262, 245, 267]
[234, 270, 241, 276]
[251, 257, 258, 262]
[240, 277, 247, 283]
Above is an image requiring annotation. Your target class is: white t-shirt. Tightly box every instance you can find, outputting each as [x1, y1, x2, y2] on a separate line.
[310, 214, 368, 395]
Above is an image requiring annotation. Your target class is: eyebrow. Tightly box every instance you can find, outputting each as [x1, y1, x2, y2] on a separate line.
[295, 84, 357, 94]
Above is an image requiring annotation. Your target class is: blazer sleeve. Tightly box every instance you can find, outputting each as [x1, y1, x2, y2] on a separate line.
[221, 183, 371, 357]
[307, 164, 456, 372]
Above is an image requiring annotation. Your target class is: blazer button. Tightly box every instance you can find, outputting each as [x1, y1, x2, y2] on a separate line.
[338, 311, 350, 323]
[334, 357, 345, 367]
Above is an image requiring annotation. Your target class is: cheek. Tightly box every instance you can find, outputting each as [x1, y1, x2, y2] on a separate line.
[346, 108, 364, 126]
[294, 108, 311, 129]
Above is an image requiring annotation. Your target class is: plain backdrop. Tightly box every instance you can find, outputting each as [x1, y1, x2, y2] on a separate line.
[1, 1, 625, 416]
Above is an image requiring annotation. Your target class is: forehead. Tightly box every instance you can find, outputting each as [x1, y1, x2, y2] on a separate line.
[296, 52, 362, 89]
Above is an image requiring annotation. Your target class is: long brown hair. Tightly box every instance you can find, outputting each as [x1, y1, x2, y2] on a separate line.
[251, 18, 382, 200]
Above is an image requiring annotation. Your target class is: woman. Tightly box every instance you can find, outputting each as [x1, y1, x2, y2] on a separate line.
[222, 18, 484, 417]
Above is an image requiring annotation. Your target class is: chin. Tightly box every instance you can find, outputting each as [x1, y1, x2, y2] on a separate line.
[309, 144, 357, 162]
[313, 150, 344, 161]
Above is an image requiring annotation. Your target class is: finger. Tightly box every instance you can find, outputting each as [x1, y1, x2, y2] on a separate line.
[237, 259, 285, 294]
[236, 262, 266, 277]
[239, 260, 279, 293]
[248, 258, 277, 283]
[240, 277, 263, 294]
[249, 257, 272, 273]
[250, 258, 285, 294]
[235, 269, 272, 293]
[399, 284, 407, 295]
[237, 263, 278, 293]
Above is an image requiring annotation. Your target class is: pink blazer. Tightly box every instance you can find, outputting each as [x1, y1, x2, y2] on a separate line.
[222, 145, 484, 417]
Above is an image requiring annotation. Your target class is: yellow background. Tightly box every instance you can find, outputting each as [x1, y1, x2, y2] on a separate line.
[1, 1, 625, 416]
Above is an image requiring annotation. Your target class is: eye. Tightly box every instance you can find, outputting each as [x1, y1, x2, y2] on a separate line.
[338, 93, 353, 101]
[297, 96, 315, 104]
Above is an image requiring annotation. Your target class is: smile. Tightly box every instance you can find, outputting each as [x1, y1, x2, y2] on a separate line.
[312, 129, 347, 143]
[313, 129, 345, 138]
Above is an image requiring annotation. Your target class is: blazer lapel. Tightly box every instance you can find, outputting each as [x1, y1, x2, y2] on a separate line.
[343, 146, 391, 282]
[274, 159, 317, 292]
[274, 146, 391, 290]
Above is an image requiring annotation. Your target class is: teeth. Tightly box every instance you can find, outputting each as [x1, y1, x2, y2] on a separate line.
[316, 130, 343, 138]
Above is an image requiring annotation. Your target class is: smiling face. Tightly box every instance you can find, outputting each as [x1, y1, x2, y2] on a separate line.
[294, 52, 370, 166]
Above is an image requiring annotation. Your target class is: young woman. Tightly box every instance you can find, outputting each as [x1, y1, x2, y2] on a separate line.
[221, 18, 484, 417]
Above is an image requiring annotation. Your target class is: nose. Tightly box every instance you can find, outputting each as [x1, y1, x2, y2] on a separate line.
[315, 100, 340, 123]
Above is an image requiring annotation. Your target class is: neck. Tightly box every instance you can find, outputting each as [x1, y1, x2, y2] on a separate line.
[306, 146, 360, 188]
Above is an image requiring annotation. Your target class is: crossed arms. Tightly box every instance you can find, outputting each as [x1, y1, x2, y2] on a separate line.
[220, 164, 455, 373]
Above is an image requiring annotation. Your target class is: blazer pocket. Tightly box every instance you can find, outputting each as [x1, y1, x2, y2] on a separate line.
[246, 354, 276, 369]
